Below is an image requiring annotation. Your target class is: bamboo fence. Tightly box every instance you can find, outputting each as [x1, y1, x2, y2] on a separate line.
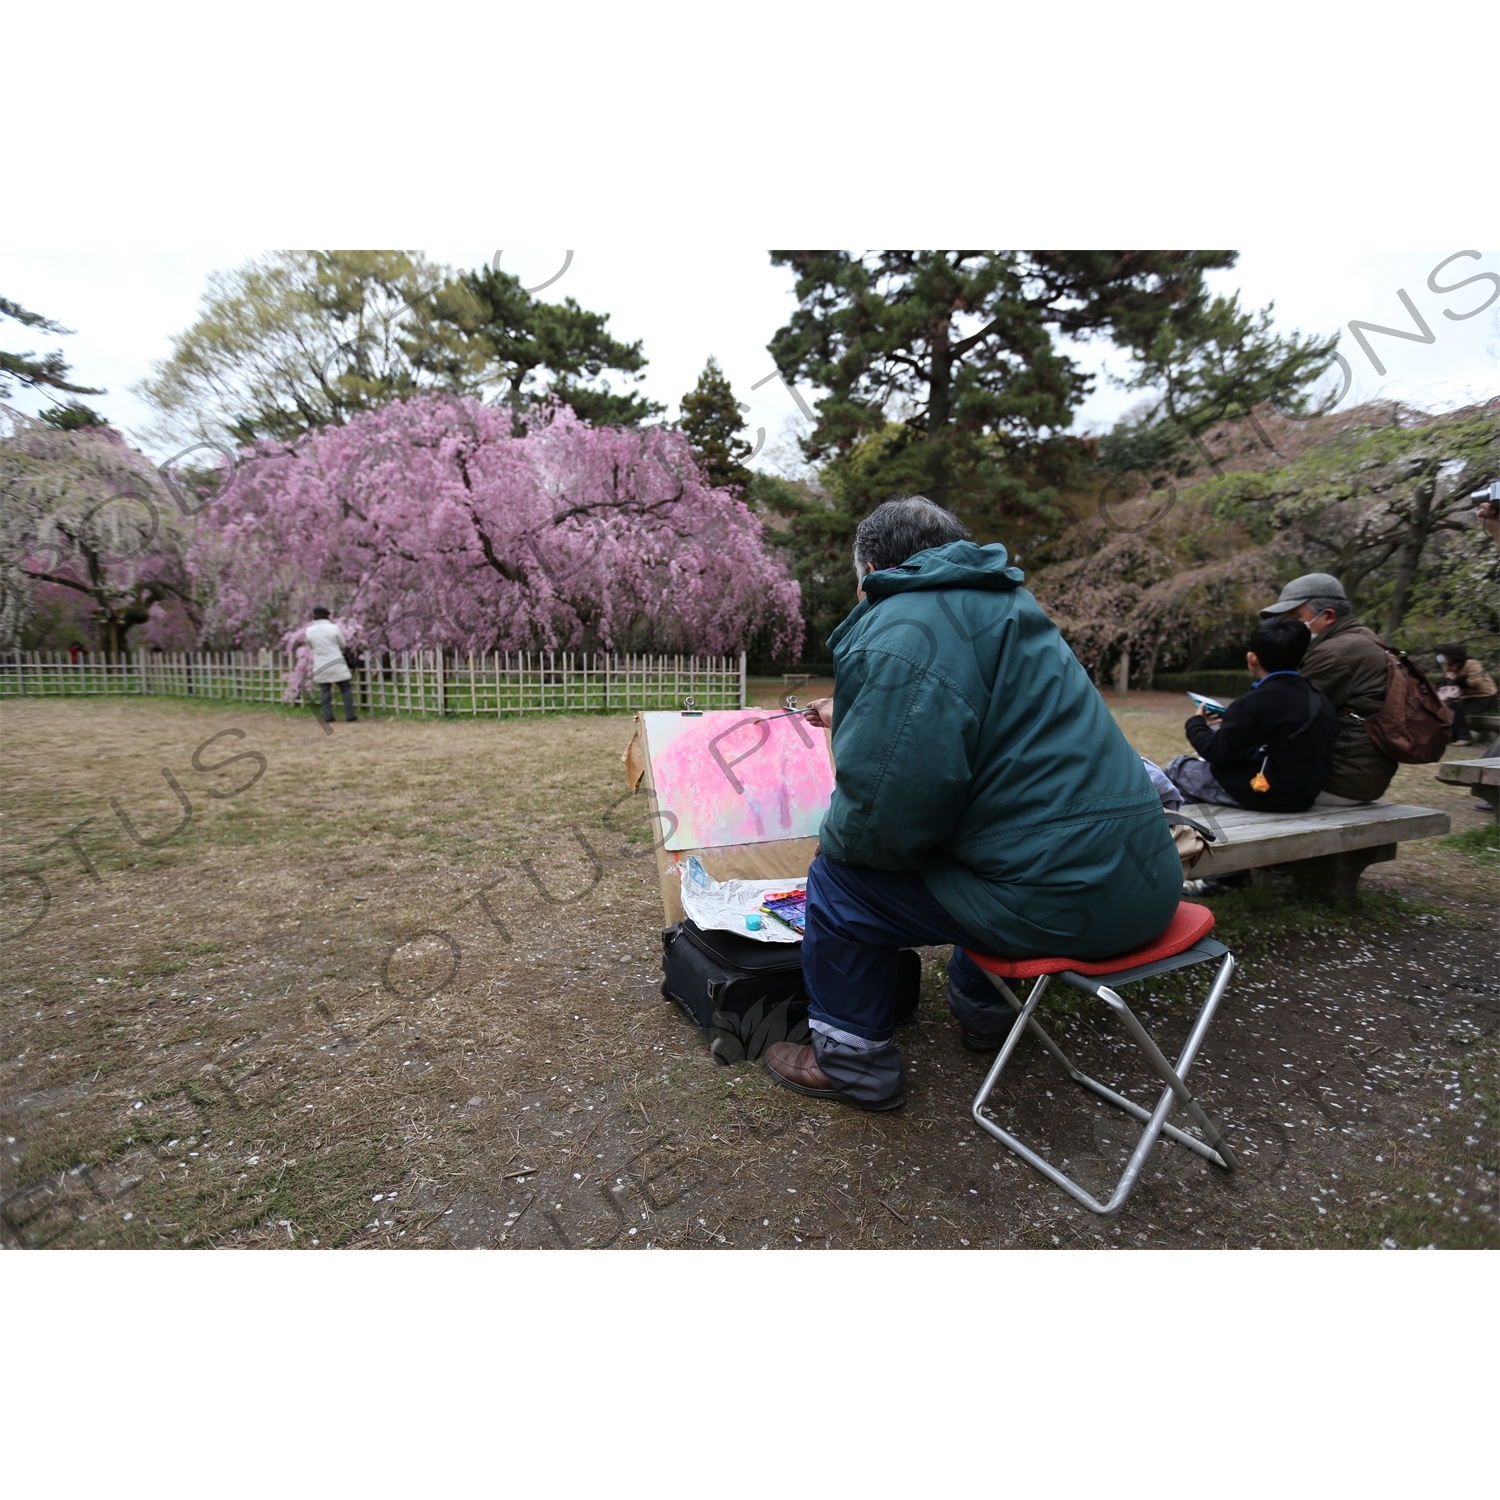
[0, 648, 747, 716]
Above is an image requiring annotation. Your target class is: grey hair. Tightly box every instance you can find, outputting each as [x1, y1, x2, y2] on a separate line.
[853, 496, 968, 574]
[1302, 596, 1353, 621]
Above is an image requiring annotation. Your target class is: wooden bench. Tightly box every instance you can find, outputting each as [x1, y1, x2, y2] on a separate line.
[1181, 801, 1451, 902]
[1436, 755, 1500, 814]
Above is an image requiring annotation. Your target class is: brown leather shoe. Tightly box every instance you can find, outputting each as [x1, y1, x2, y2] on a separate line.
[763, 1042, 906, 1112]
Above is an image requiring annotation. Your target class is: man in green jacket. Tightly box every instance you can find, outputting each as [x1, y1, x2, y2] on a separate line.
[764, 497, 1183, 1111]
[1259, 572, 1397, 802]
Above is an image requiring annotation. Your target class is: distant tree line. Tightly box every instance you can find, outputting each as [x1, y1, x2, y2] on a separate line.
[8, 249, 1490, 672]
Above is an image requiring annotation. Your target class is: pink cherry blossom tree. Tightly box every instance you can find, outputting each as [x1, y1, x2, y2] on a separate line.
[0, 406, 196, 655]
[190, 395, 804, 680]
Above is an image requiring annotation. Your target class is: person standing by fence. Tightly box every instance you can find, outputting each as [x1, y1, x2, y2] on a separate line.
[306, 607, 357, 723]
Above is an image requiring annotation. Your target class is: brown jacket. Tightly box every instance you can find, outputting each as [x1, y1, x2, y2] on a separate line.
[1299, 615, 1398, 801]
[1457, 658, 1498, 700]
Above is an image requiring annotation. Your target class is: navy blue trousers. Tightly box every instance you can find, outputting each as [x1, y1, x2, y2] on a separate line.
[801, 854, 1019, 1103]
[319, 680, 355, 721]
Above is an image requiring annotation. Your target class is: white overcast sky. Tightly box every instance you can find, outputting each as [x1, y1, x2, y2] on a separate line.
[2, 248, 1495, 470]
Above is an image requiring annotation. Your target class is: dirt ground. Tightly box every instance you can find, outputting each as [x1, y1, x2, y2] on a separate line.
[1, 691, 1494, 1251]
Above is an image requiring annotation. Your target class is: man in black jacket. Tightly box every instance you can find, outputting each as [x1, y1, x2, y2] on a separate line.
[1165, 617, 1338, 812]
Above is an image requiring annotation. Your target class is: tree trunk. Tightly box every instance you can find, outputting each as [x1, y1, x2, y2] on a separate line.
[1113, 645, 1131, 696]
[1385, 477, 1437, 635]
[925, 313, 954, 504]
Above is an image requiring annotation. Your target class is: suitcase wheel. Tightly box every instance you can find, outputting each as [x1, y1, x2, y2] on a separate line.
[709, 1031, 745, 1066]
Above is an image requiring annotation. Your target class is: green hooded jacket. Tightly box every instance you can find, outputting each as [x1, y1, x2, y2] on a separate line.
[819, 541, 1182, 960]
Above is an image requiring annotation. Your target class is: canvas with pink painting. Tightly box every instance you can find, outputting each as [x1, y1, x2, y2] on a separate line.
[642, 710, 835, 851]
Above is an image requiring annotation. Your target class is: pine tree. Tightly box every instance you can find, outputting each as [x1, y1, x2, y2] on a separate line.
[39, 403, 108, 431]
[761, 251, 1340, 658]
[1100, 293, 1339, 475]
[679, 357, 753, 490]
[767, 251, 1242, 522]
[747, 471, 853, 667]
[450, 263, 662, 428]
[0, 297, 104, 400]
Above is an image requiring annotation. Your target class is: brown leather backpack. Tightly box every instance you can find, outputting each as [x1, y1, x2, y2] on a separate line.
[1365, 641, 1453, 763]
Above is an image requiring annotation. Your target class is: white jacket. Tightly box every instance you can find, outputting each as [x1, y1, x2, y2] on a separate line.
[306, 619, 351, 683]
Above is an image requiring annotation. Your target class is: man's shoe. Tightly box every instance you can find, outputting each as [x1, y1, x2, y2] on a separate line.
[960, 1027, 1013, 1052]
[763, 1042, 905, 1112]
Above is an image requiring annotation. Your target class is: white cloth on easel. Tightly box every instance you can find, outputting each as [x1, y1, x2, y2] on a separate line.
[678, 856, 804, 944]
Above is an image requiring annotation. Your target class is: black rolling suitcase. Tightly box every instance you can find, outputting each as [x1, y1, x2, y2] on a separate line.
[660, 920, 921, 1065]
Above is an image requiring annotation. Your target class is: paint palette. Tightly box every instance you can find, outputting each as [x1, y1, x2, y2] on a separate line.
[758, 889, 808, 935]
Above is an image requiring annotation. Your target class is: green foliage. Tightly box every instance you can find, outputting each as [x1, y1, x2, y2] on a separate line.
[760, 250, 1313, 658]
[0, 296, 104, 400]
[1095, 417, 1191, 478]
[1405, 525, 1499, 650]
[1200, 403, 1500, 638]
[137, 251, 660, 446]
[137, 251, 448, 444]
[678, 357, 752, 489]
[448, 263, 660, 427]
[747, 471, 857, 664]
[38, 402, 108, 431]
[1441, 822, 1499, 866]
[1100, 292, 1339, 472]
[1029, 401, 1500, 683]
[767, 250, 1238, 524]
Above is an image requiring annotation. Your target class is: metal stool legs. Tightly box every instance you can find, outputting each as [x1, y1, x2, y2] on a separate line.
[970, 953, 1238, 1216]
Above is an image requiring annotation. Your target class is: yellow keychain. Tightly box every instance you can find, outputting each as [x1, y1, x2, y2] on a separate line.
[1249, 755, 1270, 794]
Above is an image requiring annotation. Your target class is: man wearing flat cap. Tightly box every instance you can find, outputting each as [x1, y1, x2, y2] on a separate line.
[1260, 572, 1396, 802]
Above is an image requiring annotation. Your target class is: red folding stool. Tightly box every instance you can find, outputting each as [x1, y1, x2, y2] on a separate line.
[967, 901, 1239, 1216]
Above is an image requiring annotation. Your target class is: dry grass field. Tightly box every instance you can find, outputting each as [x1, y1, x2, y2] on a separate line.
[1, 690, 1495, 1250]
